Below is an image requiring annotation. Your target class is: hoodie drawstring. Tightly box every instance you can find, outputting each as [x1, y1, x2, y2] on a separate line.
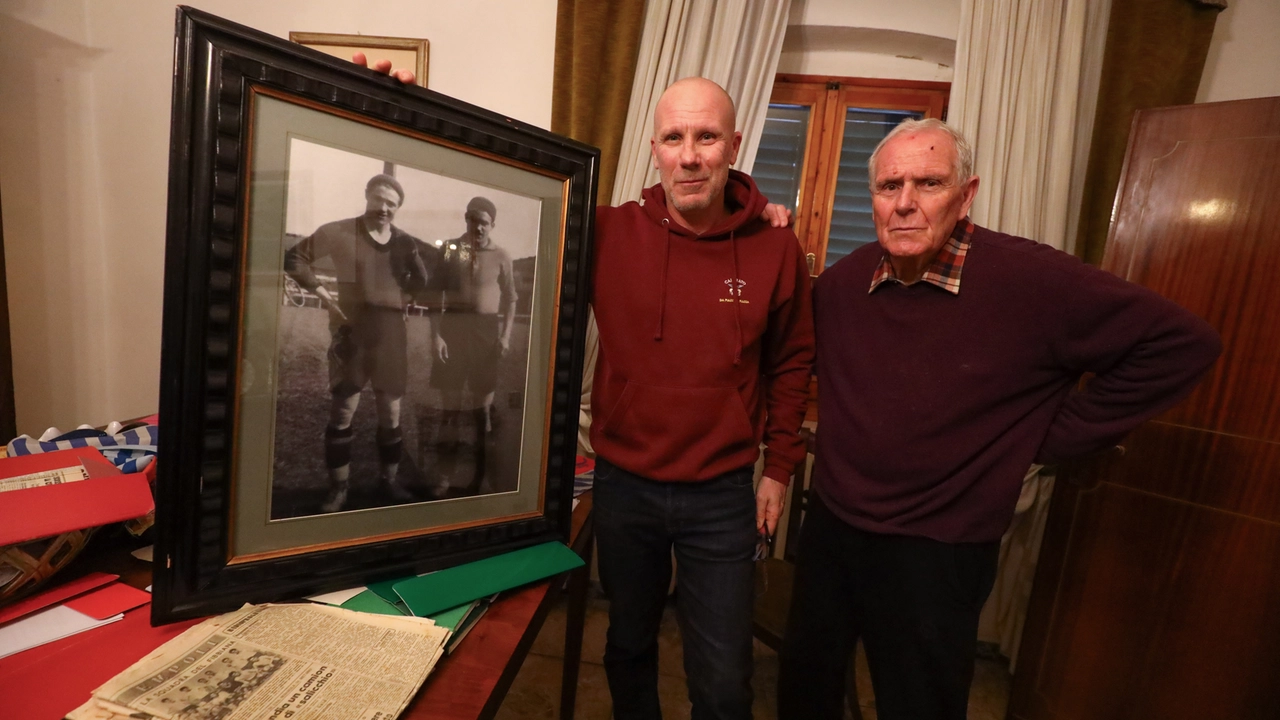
[654, 217, 742, 365]
[729, 229, 742, 366]
[655, 219, 671, 341]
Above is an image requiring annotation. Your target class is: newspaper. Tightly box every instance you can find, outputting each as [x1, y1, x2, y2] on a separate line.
[0, 465, 88, 493]
[66, 602, 448, 720]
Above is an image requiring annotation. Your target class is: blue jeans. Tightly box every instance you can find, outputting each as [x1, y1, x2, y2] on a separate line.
[594, 457, 758, 720]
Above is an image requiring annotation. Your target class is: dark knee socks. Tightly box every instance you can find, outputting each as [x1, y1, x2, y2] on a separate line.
[324, 425, 353, 470]
[376, 426, 403, 466]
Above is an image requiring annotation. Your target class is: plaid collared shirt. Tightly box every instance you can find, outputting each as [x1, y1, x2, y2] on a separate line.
[869, 219, 974, 295]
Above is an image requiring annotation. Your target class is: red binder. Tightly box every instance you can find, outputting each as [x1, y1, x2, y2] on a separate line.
[0, 447, 154, 546]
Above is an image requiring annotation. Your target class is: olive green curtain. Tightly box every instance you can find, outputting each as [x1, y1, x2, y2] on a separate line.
[554, 0, 646, 456]
[552, 0, 648, 206]
[1074, 0, 1224, 264]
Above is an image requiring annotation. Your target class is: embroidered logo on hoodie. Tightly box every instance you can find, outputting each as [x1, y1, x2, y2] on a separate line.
[721, 278, 749, 303]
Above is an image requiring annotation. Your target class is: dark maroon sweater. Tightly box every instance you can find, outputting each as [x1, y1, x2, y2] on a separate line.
[813, 224, 1220, 543]
[590, 171, 814, 483]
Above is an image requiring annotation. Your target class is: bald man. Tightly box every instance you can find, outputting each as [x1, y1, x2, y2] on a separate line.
[588, 77, 814, 720]
[355, 61, 806, 717]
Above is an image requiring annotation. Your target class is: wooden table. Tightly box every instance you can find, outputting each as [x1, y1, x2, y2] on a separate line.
[408, 492, 594, 720]
[0, 493, 594, 720]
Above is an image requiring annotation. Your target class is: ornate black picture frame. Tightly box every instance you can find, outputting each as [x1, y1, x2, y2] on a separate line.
[153, 7, 597, 624]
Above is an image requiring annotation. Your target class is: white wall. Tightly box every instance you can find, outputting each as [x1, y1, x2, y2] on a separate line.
[788, 0, 961, 42]
[0, 0, 556, 434]
[1196, 0, 1280, 104]
[777, 0, 960, 82]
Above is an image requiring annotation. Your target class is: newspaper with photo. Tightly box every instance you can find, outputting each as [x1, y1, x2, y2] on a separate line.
[66, 602, 448, 720]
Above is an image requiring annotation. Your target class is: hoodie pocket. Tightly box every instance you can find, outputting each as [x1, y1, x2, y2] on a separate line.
[598, 382, 757, 470]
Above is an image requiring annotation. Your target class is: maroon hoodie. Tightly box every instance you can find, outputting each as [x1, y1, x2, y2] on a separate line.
[590, 170, 814, 483]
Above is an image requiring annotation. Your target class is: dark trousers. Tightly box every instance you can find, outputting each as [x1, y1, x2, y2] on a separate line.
[776, 496, 998, 720]
[594, 457, 758, 720]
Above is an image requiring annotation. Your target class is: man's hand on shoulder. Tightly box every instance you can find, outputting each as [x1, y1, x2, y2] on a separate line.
[352, 51, 416, 85]
[760, 203, 793, 229]
[756, 475, 787, 536]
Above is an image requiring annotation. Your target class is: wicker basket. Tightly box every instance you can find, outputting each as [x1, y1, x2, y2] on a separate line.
[0, 528, 96, 606]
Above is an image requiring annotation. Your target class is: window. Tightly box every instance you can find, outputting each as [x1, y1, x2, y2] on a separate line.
[754, 75, 950, 276]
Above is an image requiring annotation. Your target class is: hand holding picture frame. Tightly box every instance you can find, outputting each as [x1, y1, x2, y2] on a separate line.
[153, 7, 598, 624]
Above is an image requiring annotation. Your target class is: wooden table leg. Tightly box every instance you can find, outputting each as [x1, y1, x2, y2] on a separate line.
[560, 537, 593, 720]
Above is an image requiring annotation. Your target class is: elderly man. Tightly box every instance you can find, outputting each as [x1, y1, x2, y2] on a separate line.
[589, 77, 814, 719]
[283, 173, 431, 513]
[776, 119, 1221, 719]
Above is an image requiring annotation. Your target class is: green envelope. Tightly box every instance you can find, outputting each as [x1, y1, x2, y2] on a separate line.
[393, 541, 584, 617]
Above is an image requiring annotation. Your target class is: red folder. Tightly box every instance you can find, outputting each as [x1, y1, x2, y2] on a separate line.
[0, 607, 200, 719]
[65, 582, 152, 620]
[0, 572, 118, 626]
[0, 447, 154, 546]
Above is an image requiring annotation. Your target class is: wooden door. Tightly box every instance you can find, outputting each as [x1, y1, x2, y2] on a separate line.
[1010, 97, 1280, 719]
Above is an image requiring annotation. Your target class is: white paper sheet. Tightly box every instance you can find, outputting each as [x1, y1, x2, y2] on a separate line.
[0, 605, 123, 659]
[305, 586, 367, 605]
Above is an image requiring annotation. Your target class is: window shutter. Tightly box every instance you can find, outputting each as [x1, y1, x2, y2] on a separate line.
[825, 109, 923, 268]
[753, 104, 811, 213]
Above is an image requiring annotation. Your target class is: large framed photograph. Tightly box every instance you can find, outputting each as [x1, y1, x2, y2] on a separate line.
[153, 7, 598, 624]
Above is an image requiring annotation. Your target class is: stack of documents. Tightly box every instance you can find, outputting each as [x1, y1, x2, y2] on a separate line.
[66, 602, 448, 720]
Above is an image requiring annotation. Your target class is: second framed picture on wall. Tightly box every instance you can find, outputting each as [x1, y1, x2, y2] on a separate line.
[290, 31, 429, 87]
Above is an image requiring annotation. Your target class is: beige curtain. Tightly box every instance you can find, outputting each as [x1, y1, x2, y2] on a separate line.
[948, 0, 1089, 251]
[1062, 0, 1113, 257]
[611, 0, 792, 205]
[949, 0, 1105, 669]
[979, 465, 1055, 672]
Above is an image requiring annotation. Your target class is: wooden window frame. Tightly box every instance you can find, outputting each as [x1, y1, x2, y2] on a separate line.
[766, 75, 949, 422]
[770, 74, 950, 276]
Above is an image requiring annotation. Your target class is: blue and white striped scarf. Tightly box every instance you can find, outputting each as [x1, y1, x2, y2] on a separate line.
[6, 425, 158, 474]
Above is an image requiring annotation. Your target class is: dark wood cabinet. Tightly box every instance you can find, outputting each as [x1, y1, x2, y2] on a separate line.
[1010, 96, 1280, 719]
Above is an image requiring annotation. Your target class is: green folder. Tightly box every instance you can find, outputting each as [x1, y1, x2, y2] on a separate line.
[368, 577, 415, 607]
[339, 589, 407, 616]
[338, 588, 476, 632]
[393, 541, 584, 617]
[428, 600, 476, 631]
[445, 598, 492, 654]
